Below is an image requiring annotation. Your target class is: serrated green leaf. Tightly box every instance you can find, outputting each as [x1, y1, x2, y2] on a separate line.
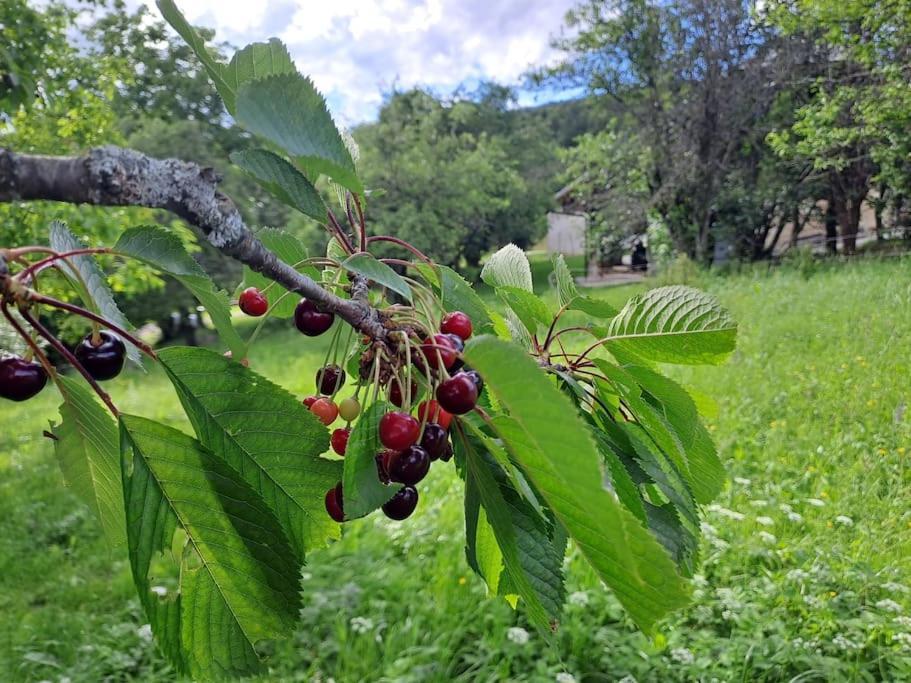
[497, 286, 552, 335]
[242, 229, 317, 319]
[158, 347, 341, 557]
[437, 266, 493, 334]
[50, 375, 125, 546]
[231, 149, 326, 220]
[342, 401, 400, 519]
[221, 39, 296, 113]
[114, 226, 244, 358]
[235, 73, 361, 194]
[569, 295, 619, 319]
[463, 472, 507, 594]
[591, 426, 647, 525]
[463, 336, 691, 632]
[481, 244, 533, 292]
[49, 221, 142, 367]
[606, 286, 737, 365]
[552, 254, 578, 307]
[342, 252, 412, 302]
[120, 415, 301, 679]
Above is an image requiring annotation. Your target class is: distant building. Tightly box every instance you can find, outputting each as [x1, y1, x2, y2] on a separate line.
[545, 181, 588, 256]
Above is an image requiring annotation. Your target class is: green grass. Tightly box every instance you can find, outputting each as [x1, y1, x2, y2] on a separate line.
[1, 259, 910, 681]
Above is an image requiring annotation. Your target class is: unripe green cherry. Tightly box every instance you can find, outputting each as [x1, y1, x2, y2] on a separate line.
[338, 397, 361, 422]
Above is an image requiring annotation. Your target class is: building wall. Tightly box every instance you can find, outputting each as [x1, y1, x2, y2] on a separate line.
[546, 212, 587, 256]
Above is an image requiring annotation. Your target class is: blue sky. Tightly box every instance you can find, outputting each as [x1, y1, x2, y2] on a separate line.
[137, 0, 580, 125]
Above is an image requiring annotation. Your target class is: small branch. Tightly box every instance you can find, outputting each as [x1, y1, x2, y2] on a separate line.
[366, 235, 433, 264]
[0, 146, 389, 341]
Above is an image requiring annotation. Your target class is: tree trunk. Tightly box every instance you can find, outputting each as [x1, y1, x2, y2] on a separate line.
[833, 195, 862, 254]
[824, 202, 838, 255]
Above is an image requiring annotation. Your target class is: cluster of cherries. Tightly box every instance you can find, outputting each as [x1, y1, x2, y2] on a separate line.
[0, 329, 126, 402]
[240, 287, 482, 524]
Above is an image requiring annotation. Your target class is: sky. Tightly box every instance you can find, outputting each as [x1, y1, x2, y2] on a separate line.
[136, 0, 580, 125]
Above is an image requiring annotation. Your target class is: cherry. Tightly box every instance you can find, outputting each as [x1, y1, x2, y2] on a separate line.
[294, 298, 334, 336]
[436, 372, 478, 415]
[74, 331, 126, 381]
[325, 482, 344, 522]
[420, 423, 448, 460]
[439, 441, 453, 462]
[0, 357, 48, 402]
[238, 287, 268, 316]
[416, 399, 453, 430]
[331, 427, 351, 456]
[310, 397, 339, 425]
[389, 444, 430, 485]
[464, 369, 484, 395]
[443, 333, 465, 371]
[338, 397, 361, 422]
[303, 395, 318, 408]
[382, 485, 418, 520]
[378, 411, 420, 451]
[389, 377, 417, 408]
[440, 311, 472, 340]
[419, 334, 457, 371]
[316, 365, 346, 395]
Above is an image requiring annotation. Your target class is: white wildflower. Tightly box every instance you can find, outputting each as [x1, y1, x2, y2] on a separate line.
[507, 627, 530, 645]
[835, 515, 854, 527]
[670, 647, 695, 664]
[758, 531, 777, 544]
[806, 498, 826, 507]
[832, 633, 862, 651]
[756, 516, 774, 527]
[787, 511, 804, 523]
[150, 585, 168, 597]
[876, 599, 902, 613]
[568, 591, 589, 607]
[556, 674, 577, 683]
[733, 477, 752, 486]
[137, 624, 153, 642]
[617, 676, 638, 683]
[349, 617, 374, 634]
[786, 569, 809, 582]
[707, 504, 745, 521]
[779, 503, 793, 514]
[700, 522, 718, 537]
[894, 616, 911, 628]
[892, 633, 911, 649]
[749, 499, 769, 508]
[882, 582, 909, 594]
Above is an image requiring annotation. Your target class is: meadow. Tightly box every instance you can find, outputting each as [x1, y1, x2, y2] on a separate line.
[1, 258, 909, 682]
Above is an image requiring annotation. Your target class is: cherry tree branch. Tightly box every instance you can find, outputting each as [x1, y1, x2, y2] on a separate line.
[0, 146, 389, 340]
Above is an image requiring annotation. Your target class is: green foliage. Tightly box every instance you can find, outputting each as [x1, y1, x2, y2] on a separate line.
[342, 253, 412, 302]
[230, 149, 326, 221]
[480, 243, 534, 292]
[342, 401, 400, 519]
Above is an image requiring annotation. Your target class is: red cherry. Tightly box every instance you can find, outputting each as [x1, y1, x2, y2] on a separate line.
[378, 411, 420, 451]
[416, 399, 453, 430]
[382, 485, 418, 520]
[419, 334, 457, 370]
[331, 427, 351, 456]
[420, 423, 448, 460]
[303, 395, 318, 408]
[325, 482, 344, 522]
[310, 398, 339, 425]
[316, 365, 346, 395]
[436, 373, 478, 415]
[294, 298, 334, 336]
[389, 445, 431, 485]
[239, 287, 269, 316]
[441, 311, 472, 340]
[0, 357, 48, 401]
[389, 377, 417, 408]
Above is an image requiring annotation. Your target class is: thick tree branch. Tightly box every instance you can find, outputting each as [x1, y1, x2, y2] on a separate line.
[0, 146, 388, 340]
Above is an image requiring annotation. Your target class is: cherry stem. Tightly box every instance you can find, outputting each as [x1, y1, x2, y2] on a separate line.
[18, 306, 119, 416]
[28, 292, 157, 360]
[541, 302, 571, 351]
[547, 325, 595, 347]
[17, 248, 113, 282]
[366, 236, 433, 265]
[326, 210, 355, 254]
[0, 301, 56, 381]
[352, 194, 367, 252]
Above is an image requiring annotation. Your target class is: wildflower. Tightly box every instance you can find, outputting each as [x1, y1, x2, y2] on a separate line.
[806, 498, 825, 507]
[786, 569, 809, 582]
[756, 516, 774, 526]
[568, 591, 589, 607]
[617, 676, 638, 683]
[700, 522, 718, 537]
[758, 531, 777, 544]
[786, 511, 803, 523]
[670, 647, 694, 664]
[350, 617, 374, 634]
[556, 674, 577, 683]
[779, 503, 793, 514]
[707, 504, 744, 521]
[893, 633, 911, 649]
[749, 499, 769, 508]
[882, 582, 909, 594]
[150, 586, 168, 597]
[876, 599, 902, 613]
[835, 515, 854, 527]
[733, 477, 751, 486]
[137, 624, 153, 642]
[832, 633, 862, 651]
[507, 627, 530, 645]
[894, 616, 911, 628]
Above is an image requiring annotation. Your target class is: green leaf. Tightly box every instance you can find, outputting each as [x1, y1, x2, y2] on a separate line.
[569, 296, 619, 320]
[552, 254, 578, 307]
[50, 375, 125, 546]
[481, 244, 533, 292]
[463, 472, 507, 595]
[231, 149, 326, 220]
[158, 347, 341, 557]
[221, 39, 296, 113]
[438, 266, 494, 334]
[114, 226, 245, 358]
[242, 229, 317, 319]
[342, 401, 400, 519]
[49, 221, 142, 367]
[235, 73, 362, 194]
[455, 427, 565, 630]
[463, 336, 691, 632]
[497, 286, 552, 335]
[605, 286, 737, 365]
[120, 415, 301, 679]
[342, 252, 412, 302]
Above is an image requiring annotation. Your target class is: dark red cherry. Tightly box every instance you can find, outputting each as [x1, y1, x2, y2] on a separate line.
[419, 334, 457, 370]
[378, 411, 420, 451]
[416, 400, 453, 430]
[389, 377, 418, 408]
[303, 395, 318, 408]
[330, 427, 351, 456]
[420, 423, 448, 460]
[439, 441, 453, 462]
[382, 485, 418, 520]
[0, 357, 48, 401]
[74, 331, 125, 381]
[294, 298, 334, 336]
[440, 311, 472, 340]
[325, 482, 344, 522]
[436, 372, 478, 415]
[463, 369, 484, 395]
[443, 333, 465, 371]
[389, 445, 430, 485]
[238, 287, 268, 316]
[316, 365, 346, 395]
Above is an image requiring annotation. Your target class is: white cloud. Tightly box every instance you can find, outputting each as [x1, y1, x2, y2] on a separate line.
[139, 0, 577, 124]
